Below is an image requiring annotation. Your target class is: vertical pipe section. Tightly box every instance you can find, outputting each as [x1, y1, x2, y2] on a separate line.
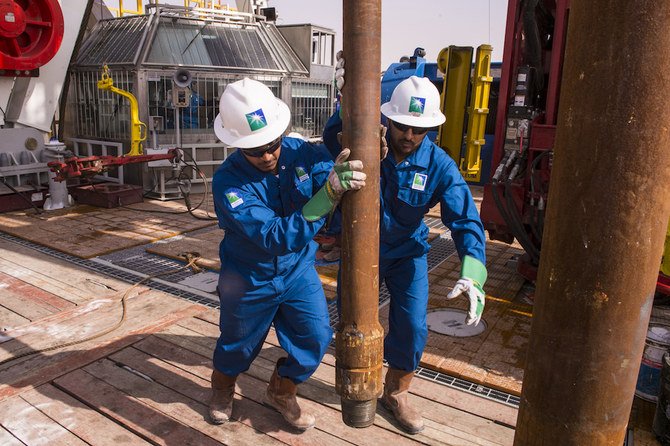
[514, 2, 670, 445]
[336, 0, 383, 428]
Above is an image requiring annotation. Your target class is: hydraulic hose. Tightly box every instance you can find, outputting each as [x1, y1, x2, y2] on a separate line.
[523, 0, 544, 92]
[504, 177, 541, 263]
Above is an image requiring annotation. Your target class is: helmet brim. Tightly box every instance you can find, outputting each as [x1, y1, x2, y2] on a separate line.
[380, 102, 446, 129]
[214, 99, 291, 149]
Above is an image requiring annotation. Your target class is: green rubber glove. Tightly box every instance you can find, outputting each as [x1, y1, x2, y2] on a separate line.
[446, 255, 487, 326]
[302, 148, 366, 222]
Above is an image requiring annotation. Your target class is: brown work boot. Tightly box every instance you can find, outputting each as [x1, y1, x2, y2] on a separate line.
[380, 368, 424, 434]
[209, 369, 237, 424]
[264, 357, 315, 430]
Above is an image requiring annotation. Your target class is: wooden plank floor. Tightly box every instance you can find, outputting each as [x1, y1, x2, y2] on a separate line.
[0, 237, 517, 445]
[0, 227, 660, 445]
[0, 199, 216, 259]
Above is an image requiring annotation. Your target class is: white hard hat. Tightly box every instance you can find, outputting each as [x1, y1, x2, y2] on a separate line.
[380, 75, 446, 128]
[214, 78, 291, 148]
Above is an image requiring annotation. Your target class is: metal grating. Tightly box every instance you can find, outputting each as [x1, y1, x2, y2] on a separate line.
[415, 365, 520, 408]
[144, 18, 307, 74]
[0, 232, 218, 308]
[424, 215, 448, 231]
[77, 15, 151, 66]
[290, 79, 335, 138]
[71, 70, 135, 141]
[99, 248, 196, 283]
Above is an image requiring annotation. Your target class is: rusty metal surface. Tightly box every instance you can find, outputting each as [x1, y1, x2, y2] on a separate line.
[335, 0, 383, 427]
[335, 326, 384, 400]
[514, 1, 670, 444]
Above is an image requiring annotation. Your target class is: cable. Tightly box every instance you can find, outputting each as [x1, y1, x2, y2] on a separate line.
[504, 178, 540, 263]
[0, 252, 202, 367]
[178, 150, 217, 220]
[490, 151, 540, 265]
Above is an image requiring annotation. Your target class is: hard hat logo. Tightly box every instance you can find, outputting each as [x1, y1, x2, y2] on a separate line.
[408, 96, 426, 115]
[246, 109, 268, 132]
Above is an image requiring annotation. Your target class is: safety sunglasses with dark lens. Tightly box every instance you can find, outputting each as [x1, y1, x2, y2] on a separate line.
[242, 137, 282, 158]
[391, 120, 430, 135]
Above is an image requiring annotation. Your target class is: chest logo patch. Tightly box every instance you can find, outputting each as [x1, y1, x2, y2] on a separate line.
[295, 166, 309, 182]
[225, 189, 244, 208]
[411, 173, 427, 191]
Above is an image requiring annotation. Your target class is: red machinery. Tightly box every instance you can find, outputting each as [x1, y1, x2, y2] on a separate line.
[480, 0, 568, 281]
[0, 0, 65, 76]
[47, 150, 181, 182]
[480, 0, 668, 296]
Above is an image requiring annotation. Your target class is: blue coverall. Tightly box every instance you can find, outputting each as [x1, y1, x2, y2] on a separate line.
[181, 92, 205, 129]
[323, 114, 486, 371]
[212, 137, 335, 383]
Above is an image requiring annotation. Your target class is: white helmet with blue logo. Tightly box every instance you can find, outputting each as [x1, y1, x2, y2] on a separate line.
[214, 78, 291, 148]
[380, 75, 446, 128]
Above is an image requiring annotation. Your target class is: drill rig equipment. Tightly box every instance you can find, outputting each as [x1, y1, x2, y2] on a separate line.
[97, 65, 148, 156]
[47, 149, 182, 182]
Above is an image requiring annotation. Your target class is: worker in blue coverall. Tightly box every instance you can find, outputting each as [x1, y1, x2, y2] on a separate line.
[325, 60, 487, 434]
[209, 78, 367, 431]
[181, 87, 205, 129]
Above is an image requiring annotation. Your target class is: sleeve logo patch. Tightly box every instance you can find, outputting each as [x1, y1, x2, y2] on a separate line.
[411, 173, 427, 191]
[225, 189, 244, 208]
[295, 166, 309, 182]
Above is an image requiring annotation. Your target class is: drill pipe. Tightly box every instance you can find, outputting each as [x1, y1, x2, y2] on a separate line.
[336, 0, 384, 428]
[514, 1, 670, 444]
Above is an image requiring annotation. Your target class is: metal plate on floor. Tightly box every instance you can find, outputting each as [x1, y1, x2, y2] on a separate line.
[427, 308, 487, 337]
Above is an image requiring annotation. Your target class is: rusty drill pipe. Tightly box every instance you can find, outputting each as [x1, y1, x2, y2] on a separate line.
[335, 0, 384, 428]
[514, 2, 670, 445]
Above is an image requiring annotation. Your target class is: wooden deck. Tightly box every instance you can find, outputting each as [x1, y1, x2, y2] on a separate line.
[0, 205, 662, 445]
[0, 237, 518, 445]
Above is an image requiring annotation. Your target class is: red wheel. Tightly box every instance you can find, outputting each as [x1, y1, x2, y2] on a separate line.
[0, 0, 64, 72]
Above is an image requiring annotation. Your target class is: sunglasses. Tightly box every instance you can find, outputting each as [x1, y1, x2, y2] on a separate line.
[242, 137, 282, 158]
[391, 120, 430, 135]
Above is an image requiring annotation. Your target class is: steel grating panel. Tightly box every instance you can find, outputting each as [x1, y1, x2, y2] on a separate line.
[144, 18, 306, 74]
[424, 215, 448, 231]
[77, 16, 151, 66]
[100, 249, 196, 283]
[0, 232, 218, 308]
[415, 365, 520, 408]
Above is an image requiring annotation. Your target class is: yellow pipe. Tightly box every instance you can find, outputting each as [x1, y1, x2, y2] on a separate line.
[461, 44, 493, 182]
[111, 0, 143, 17]
[436, 46, 473, 163]
[97, 66, 147, 156]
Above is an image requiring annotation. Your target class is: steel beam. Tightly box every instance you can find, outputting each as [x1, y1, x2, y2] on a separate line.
[335, 0, 383, 428]
[514, 1, 670, 444]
